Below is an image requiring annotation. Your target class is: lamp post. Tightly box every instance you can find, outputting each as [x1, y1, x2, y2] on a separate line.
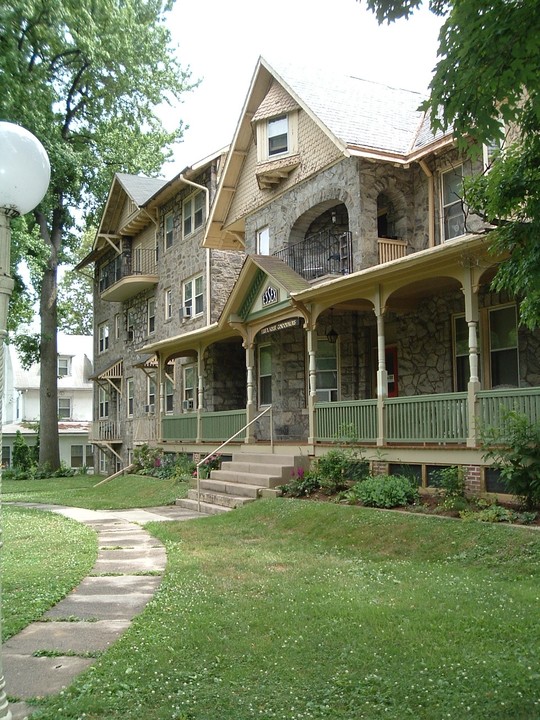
[0, 121, 51, 720]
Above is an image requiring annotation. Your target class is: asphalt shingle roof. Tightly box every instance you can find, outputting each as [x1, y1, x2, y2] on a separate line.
[116, 173, 167, 206]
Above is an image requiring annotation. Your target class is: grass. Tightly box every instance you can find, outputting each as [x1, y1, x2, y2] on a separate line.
[2, 506, 97, 639]
[27, 499, 540, 720]
[2, 473, 189, 509]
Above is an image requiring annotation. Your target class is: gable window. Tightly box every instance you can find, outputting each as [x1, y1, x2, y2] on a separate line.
[126, 377, 134, 417]
[58, 356, 71, 377]
[489, 305, 518, 388]
[58, 397, 72, 420]
[147, 297, 156, 335]
[316, 339, 338, 402]
[256, 226, 270, 255]
[98, 323, 109, 354]
[442, 166, 465, 240]
[268, 115, 288, 156]
[165, 288, 172, 321]
[184, 275, 203, 317]
[183, 192, 205, 238]
[98, 387, 109, 418]
[165, 212, 174, 249]
[258, 344, 272, 406]
[183, 365, 196, 410]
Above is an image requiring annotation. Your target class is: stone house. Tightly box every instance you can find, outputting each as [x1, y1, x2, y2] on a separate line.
[85, 57, 540, 508]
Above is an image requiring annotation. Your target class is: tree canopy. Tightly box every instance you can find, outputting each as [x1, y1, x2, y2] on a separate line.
[365, 0, 540, 327]
[0, 0, 194, 467]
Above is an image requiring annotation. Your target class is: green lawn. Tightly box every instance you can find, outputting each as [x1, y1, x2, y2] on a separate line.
[2, 473, 188, 509]
[2, 506, 97, 639]
[28, 499, 540, 720]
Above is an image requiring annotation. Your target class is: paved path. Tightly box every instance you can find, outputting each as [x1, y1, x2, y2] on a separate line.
[3, 504, 206, 720]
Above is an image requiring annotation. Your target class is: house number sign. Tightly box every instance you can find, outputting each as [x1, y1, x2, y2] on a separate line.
[262, 285, 279, 306]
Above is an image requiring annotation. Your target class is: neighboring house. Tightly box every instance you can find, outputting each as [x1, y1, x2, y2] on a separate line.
[2, 333, 94, 469]
[84, 57, 540, 506]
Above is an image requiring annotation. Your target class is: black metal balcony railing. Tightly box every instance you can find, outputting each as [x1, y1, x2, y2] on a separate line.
[99, 248, 158, 293]
[273, 230, 352, 280]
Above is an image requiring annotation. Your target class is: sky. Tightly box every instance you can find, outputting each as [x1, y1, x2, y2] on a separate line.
[160, 0, 444, 178]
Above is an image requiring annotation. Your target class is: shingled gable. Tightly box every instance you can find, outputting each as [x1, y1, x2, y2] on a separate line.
[203, 57, 454, 252]
[76, 172, 166, 270]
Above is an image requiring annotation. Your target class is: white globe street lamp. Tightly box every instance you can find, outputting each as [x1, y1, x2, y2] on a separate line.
[0, 121, 51, 720]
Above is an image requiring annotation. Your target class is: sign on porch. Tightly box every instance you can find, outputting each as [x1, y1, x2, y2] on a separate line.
[260, 318, 302, 335]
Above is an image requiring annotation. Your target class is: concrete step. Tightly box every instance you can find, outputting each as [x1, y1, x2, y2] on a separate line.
[200, 478, 261, 498]
[176, 498, 231, 515]
[211, 469, 284, 488]
[219, 462, 297, 483]
[233, 453, 310, 467]
[187, 488, 255, 509]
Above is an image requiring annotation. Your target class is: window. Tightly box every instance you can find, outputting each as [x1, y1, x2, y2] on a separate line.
[183, 192, 205, 238]
[71, 445, 84, 468]
[58, 397, 72, 420]
[98, 323, 109, 353]
[442, 166, 465, 240]
[183, 365, 197, 410]
[165, 375, 174, 413]
[453, 315, 472, 392]
[268, 115, 288, 156]
[147, 374, 156, 412]
[259, 345, 272, 406]
[489, 305, 518, 388]
[98, 387, 109, 418]
[126, 308, 135, 341]
[165, 212, 174, 249]
[184, 275, 203, 317]
[147, 297, 156, 335]
[98, 449, 107, 474]
[126, 378, 134, 417]
[165, 288, 172, 321]
[57, 356, 71, 377]
[256, 226, 270, 255]
[316, 339, 338, 402]
[2, 446, 11, 468]
[115, 313, 121, 340]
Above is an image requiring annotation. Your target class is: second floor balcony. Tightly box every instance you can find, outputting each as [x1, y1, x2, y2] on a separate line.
[273, 230, 353, 280]
[99, 247, 159, 302]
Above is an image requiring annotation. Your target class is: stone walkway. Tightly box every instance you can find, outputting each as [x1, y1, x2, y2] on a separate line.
[3, 504, 205, 720]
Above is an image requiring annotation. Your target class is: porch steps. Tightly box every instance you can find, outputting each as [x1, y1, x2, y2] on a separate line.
[176, 452, 309, 514]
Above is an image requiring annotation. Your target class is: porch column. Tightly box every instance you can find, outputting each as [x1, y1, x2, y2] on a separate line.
[374, 297, 388, 447]
[245, 341, 256, 444]
[196, 346, 203, 443]
[463, 274, 481, 448]
[307, 328, 317, 444]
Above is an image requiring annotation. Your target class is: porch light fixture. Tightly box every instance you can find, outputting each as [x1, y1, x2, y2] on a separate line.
[326, 308, 338, 344]
[0, 120, 50, 720]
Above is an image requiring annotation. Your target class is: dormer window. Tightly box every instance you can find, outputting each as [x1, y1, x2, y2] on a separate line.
[268, 116, 288, 156]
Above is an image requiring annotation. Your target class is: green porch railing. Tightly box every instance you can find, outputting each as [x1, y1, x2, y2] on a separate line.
[385, 393, 468, 443]
[478, 387, 540, 433]
[200, 409, 247, 442]
[315, 400, 377, 442]
[162, 414, 197, 441]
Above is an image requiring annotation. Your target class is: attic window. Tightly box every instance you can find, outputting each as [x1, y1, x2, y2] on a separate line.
[256, 111, 298, 164]
[268, 116, 288, 156]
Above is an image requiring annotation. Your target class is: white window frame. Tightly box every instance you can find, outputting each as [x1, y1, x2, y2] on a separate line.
[114, 313, 121, 340]
[98, 322, 109, 354]
[165, 374, 174, 414]
[183, 275, 203, 317]
[147, 374, 156, 412]
[98, 449, 107, 474]
[165, 212, 174, 249]
[126, 308, 135, 341]
[183, 191, 206, 238]
[57, 356, 72, 377]
[256, 111, 298, 163]
[183, 365, 197, 411]
[126, 377, 134, 418]
[315, 338, 339, 402]
[147, 297, 156, 335]
[58, 396, 72, 420]
[258, 344, 272, 407]
[442, 165, 465, 241]
[256, 226, 270, 255]
[164, 288, 172, 321]
[98, 387, 109, 419]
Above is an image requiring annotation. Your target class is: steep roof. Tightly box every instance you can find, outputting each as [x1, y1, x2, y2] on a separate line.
[115, 173, 167, 206]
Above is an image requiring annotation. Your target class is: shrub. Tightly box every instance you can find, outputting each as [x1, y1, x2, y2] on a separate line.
[12, 431, 33, 472]
[349, 474, 419, 508]
[482, 410, 540, 510]
[311, 448, 369, 494]
[279, 468, 321, 497]
[430, 465, 465, 499]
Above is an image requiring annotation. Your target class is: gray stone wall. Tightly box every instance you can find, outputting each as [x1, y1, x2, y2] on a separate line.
[203, 340, 246, 411]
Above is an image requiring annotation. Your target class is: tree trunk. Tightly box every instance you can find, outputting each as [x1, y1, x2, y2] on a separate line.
[38, 212, 61, 470]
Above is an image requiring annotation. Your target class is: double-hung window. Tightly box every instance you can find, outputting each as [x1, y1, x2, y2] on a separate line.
[183, 192, 205, 238]
[165, 212, 174, 249]
[147, 374, 156, 412]
[315, 339, 338, 402]
[453, 315, 472, 392]
[147, 297, 156, 335]
[58, 397, 71, 420]
[126, 308, 135, 341]
[57, 356, 71, 377]
[442, 166, 465, 240]
[256, 227, 270, 255]
[268, 115, 288, 156]
[165, 288, 172, 321]
[183, 365, 196, 410]
[184, 275, 203, 317]
[98, 387, 109, 418]
[165, 374, 174, 413]
[489, 305, 518, 388]
[126, 378, 134, 417]
[98, 323, 109, 354]
[258, 345, 272, 406]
